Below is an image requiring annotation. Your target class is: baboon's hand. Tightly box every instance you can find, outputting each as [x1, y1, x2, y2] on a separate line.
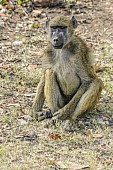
[44, 108, 53, 118]
[52, 111, 69, 120]
[52, 111, 60, 121]
[38, 109, 53, 122]
[37, 112, 46, 121]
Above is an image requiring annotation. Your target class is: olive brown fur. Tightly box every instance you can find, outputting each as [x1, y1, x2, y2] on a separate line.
[32, 16, 103, 129]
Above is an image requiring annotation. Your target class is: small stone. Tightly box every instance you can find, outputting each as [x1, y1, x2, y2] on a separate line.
[63, 120, 76, 132]
[98, 118, 105, 125]
[23, 130, 37, 141]
[0, 108, 3, 114]
[12, 41, 23, 46]
[23, 93, 36, 97]
[32, 10, 42, 17]
[0, 9, 6, 13]
[23, 115, 33, 121]
[105, 121, 109, 125]
[41, 13, 46, 18]
[24, 130, 37, 137]
[0, 137, 4, 143]
[0, 21, 5, 29]
[103, 95, 110, 102]
[84, 120, 90, 126]
[18, 119, 28, 125]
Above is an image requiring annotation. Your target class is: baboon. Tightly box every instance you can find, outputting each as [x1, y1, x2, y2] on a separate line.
[32, 15, 103, 130]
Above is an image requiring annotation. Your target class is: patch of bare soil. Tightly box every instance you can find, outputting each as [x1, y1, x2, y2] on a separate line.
[0, 0, 113, 169]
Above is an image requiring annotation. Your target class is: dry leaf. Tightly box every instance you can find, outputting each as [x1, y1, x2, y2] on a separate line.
[0, 13, 8, 17]
[7, 97, 14, 104]
[95, 64, 107, 72]
[95, 64, 101, 70]
[87, 42, 93, 48]
[18, 85, 26, 93]
[0, 64, 12, 69]
[48, 133, 61, 140]
[28, 64, 38, 71]
[85, 129, 92, 136]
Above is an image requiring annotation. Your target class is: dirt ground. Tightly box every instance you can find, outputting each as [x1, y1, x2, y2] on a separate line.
[0, 0, 113, 169]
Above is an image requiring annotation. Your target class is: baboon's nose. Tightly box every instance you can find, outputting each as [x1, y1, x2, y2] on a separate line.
[54, 38, 58, 43]
[54, 37, 58, 44]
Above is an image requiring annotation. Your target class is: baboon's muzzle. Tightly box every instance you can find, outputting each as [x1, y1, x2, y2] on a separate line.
[52, 33, 64, 49]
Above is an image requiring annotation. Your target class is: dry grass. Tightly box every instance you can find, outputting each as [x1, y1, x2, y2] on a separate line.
[0, 0, 113, 169]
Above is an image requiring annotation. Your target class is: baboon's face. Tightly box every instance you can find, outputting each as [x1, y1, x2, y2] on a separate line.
[50, 25, 67, 49]
[46, 16, 78, 49]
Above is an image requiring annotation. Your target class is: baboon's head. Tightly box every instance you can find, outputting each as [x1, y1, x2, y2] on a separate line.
[46, 16, 78, 49]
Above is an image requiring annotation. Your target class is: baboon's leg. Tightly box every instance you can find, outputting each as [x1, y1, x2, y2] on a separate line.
[53, 82, 89, 120]
[32, 74, 45, 118]
[71, 79, 103, 121]
[44, 69, 65, 113]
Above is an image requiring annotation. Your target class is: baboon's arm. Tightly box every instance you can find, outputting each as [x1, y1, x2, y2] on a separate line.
[32, 74, 45, 115]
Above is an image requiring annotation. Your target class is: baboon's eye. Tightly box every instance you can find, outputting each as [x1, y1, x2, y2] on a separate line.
[51, 26, 67, 29]
[51, 26, 57, 29]
[60, 26, 67, 29]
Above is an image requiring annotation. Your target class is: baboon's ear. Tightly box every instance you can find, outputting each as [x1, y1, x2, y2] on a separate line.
[71, 16, 78, 28]
[46, 17, 50, 31]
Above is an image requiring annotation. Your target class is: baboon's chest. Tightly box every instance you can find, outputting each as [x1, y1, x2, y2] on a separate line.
[55, 56, 80, 96]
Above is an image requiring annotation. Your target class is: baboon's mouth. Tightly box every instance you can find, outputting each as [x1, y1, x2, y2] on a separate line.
[53, 44, 63, 49]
